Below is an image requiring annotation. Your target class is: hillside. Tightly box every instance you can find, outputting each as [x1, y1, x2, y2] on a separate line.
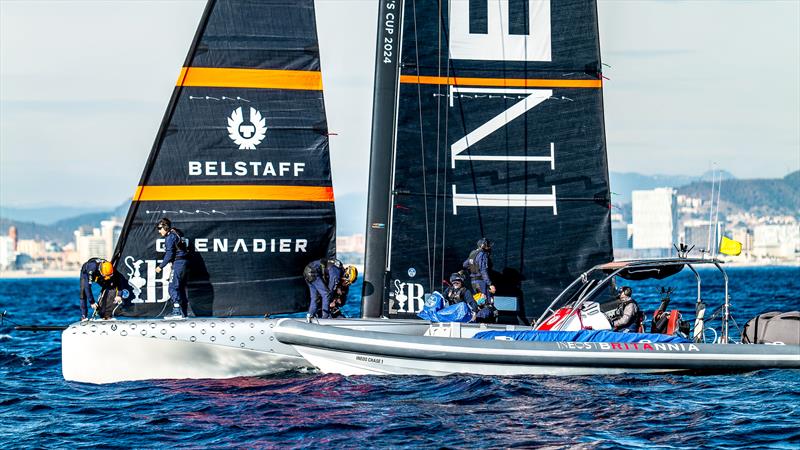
[677, 171, 799, 215]
[609, 170, 735, 204]
[0, 201, 131, 245]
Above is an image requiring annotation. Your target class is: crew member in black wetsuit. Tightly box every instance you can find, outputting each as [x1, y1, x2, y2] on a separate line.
[154, 218, 189, 318]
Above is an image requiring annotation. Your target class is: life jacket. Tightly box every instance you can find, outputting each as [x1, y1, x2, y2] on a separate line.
[465, 248, 482, 275]
[304, 258, 344, 284]
[614, 299, 643, 331]
[445, 286, 467, 305]
[83, 257, 107, 283]
[169, 228, 189, 253]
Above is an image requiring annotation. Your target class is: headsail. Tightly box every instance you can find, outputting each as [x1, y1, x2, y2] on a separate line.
[363, 0, 612, 320]
[113, 0, 335, 317]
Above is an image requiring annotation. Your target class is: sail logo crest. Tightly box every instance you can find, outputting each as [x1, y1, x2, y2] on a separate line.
[227, 107, 267, 150]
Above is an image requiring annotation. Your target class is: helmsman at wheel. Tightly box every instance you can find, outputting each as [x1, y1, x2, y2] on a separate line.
[154, 218, 189, 318]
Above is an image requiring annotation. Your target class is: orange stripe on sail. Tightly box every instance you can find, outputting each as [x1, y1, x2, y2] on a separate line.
[176, 67, 323, 90]
[133, 185, 334, 202]
[400, 75, 602, 88]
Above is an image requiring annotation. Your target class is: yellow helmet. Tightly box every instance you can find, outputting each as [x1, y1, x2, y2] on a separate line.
[343, 265, 358, 285]
[100, 261, 114, 279]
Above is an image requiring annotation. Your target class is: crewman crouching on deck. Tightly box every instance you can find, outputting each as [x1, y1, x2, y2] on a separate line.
[79, 258, 131, 320]
[329, 265, 358, 318]
[303, 258, 344, 320]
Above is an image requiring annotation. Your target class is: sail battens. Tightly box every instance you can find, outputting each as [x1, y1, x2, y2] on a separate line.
[133, 185, 334, 202]
[400, 75, 601, 88]
[177, 67, 323, 90]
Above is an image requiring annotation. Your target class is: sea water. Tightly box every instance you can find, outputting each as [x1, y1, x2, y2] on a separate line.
[1, 266, 798, 448]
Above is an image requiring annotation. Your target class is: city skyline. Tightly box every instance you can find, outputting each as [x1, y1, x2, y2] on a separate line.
[1, 0, 799, 208]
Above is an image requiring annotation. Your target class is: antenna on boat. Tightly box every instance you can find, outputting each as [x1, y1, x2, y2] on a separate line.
[674, 243, 694, 258]
[704, 164, 717, 258]
[713, 173, 723, 258]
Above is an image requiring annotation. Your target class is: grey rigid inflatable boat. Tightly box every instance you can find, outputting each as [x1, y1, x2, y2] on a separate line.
[274, 258, 800, 377]
[273, 320, 800, 376]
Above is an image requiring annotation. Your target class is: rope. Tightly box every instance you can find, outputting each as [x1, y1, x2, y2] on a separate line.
[440, 5, 452, 288]
[431, 0, 443, 291]
[411, 0, 433, 291]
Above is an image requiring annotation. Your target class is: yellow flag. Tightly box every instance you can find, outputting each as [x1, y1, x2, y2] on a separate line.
[719, 236, 742, 256]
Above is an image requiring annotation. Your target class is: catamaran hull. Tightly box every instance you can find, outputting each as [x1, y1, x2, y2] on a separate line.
[62, 317, 430, 384]
[274, 320, 800, 377]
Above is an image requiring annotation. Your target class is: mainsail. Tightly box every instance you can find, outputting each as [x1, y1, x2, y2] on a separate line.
[113, 0, 336, 317]
[363, 0, 613, 321]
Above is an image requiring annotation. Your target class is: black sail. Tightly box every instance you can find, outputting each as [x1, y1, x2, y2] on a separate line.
[113, 0, 335, 317]
[369, 0, 612, 320]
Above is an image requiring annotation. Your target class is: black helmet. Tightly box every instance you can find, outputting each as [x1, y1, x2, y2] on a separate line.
[476, 238, 493, 250]
[449, 273, 464, 284]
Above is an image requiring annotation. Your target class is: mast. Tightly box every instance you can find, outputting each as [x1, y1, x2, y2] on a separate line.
[362, 0, 405, 318]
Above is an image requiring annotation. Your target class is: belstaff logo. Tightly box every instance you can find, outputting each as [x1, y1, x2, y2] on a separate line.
[227, 107, 267, 150]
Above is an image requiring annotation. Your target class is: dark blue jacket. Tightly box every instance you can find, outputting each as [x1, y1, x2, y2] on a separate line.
[463, 249, 492, 284]
[160, 229, 188, 269]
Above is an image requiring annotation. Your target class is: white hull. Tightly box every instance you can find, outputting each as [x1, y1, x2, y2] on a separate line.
[62, 317, 430, 384]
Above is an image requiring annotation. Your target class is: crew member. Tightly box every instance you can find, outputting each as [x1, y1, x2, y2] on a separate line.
[473, 292, 498, 323]
[609, 286, 642, 332]
[463, 238, 496, 299]
[79, 258, 131, 320]
[154, 218, 189, 318]
[303, 258, 343, 320]
[444, 272, 480, 321]
[329, 265, 358, 318]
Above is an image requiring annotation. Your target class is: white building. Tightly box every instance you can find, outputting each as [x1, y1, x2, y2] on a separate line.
[100, 218, 124, 259]
[631, 188, 678, 253]
[75, 227, 108, 262]
[752, 224, 800, 259]
[0, 236, 16, 270]
[337, 234, 366, 254]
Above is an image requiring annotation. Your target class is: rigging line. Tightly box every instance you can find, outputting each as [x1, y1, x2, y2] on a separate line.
[440, 3, 452, 288]
[432, 0, 443, 288]
[412, 0, 433, 291]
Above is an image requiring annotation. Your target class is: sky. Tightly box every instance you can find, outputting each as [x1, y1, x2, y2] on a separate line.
[1, 0, 798, 208]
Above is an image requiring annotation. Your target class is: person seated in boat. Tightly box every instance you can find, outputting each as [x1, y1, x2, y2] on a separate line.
[463, 238, 496, 300]
[444, 273, 479, 319]
[79, 258, 131, 320]
[608, 286, 643, 332]
[329, 265, 358, 318]
[473, 292, 498, 323]
[303, 257, 344, 320]
[154, 218, 189, 318]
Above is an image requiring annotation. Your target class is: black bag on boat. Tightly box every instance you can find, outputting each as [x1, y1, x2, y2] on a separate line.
[742, 311, 800, 345]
